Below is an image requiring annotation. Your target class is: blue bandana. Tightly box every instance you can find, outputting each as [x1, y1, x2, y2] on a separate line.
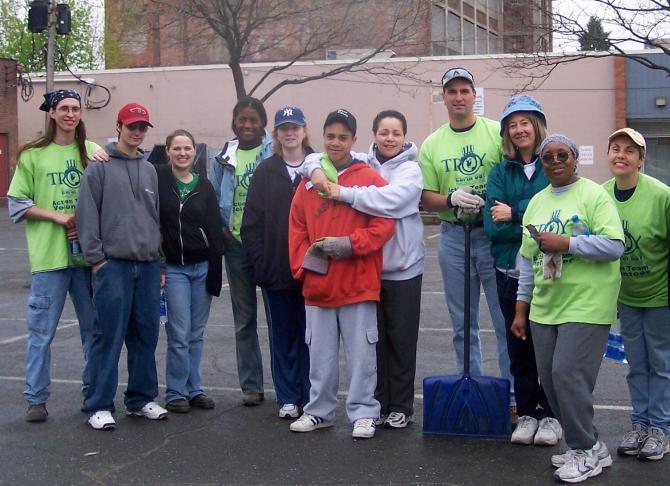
[539, 134, 579, 159]
[39, 89, 81, 112]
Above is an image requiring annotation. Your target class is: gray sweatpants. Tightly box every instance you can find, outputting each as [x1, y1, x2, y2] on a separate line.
[303, 302, 380, 423]
[530, 321, 610, 450]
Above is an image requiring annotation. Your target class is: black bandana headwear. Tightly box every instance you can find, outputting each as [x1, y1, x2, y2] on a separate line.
[39, 89, 81, 112]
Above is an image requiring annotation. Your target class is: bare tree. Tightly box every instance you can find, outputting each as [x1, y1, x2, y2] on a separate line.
[500, 0, 670, 90]
[157, 0, 428, 101]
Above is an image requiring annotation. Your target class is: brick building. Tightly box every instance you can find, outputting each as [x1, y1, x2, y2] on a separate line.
[0, 58, 18, 201]
[105, 0, 553, 69]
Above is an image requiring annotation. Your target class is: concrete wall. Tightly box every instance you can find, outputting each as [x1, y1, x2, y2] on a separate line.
[17, 54, 618, 182]
[0, 58, 19, 200]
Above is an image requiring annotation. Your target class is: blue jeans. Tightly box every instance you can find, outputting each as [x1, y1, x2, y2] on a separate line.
[164, 262, 212, 403]
[619, 303, 670, 433]
[24, 267, 94, 405]
[265, 288, 310, 406]
[82, 259, 160, 413]
[224, 239, 271, 395]
[438, 222, 512, 388]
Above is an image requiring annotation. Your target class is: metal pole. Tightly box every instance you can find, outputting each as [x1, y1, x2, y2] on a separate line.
[45, 0, 55, 130]
[46, 0, 55, 92]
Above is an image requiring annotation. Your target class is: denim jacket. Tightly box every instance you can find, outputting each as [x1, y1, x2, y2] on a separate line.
[210, 133, 273, 229]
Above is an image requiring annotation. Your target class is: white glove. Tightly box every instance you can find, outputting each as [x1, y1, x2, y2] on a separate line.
[451, 188, 484, 210]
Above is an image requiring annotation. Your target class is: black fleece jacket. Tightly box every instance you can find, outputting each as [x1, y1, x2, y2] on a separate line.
[241, 152, 307, 291]
[156, 164, 224, 296]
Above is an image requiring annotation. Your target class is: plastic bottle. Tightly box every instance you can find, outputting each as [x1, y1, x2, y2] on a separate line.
[159, 288, 168, 326]
[604, 322, 627, 363]
[570, 215, 590, 236]
[68, 238, 86, 266]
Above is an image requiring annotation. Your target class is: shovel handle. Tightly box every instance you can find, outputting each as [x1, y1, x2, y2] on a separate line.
[463, 222, 471, 377]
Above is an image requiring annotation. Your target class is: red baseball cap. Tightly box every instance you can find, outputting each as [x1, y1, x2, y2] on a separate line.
[117, 102, 153, 127]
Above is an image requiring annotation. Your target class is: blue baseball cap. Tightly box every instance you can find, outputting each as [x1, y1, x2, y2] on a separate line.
[500, 95, 546, 135]
[274, 106, 306, 128]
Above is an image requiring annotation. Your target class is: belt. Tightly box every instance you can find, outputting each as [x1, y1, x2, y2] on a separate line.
[445, 220, 483, 228]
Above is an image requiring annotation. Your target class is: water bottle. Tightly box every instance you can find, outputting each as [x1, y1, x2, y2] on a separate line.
[159, 288, 168, 326]
[68, 238, 86, 266]
[570, 215, 590, 236]
[604, 322, 627, 363]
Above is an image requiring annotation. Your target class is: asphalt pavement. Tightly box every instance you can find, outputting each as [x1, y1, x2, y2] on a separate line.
[0, 211, 668, 485]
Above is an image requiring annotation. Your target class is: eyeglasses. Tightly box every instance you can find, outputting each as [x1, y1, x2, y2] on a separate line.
[126, 123, 149, 133]
[541, 151, 571, 164]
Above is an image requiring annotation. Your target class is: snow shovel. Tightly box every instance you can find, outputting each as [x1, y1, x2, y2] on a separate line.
[423, 214, 511, 438]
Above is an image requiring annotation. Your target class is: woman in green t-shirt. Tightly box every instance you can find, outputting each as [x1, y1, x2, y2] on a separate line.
[603, 128, 670, 462]
[511, 134, 624, 484]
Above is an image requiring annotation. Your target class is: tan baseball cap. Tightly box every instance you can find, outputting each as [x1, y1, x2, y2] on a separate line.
[608, 128, 646, 150]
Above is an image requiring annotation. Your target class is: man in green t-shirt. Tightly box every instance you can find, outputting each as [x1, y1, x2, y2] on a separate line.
[7, 89, 98, 423]
[419, 68, 512, 394]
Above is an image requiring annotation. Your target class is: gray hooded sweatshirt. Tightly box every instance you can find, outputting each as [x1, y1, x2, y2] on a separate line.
[75, 142, 161, 264]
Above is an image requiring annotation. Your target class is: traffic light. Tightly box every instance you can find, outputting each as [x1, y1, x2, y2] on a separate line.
[27, 0, 49, 33]
[27, 1, 71, 35]
[56, 3, 71, 35]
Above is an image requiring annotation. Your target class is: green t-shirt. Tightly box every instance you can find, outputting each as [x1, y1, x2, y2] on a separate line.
[520, 178, 624, 325]
[231, 146, 262, 241]
[419, 117, 503, 222]
[8, 140, 100, 273]
[175, 173, 200, 202]
[603, 173, 670, 307]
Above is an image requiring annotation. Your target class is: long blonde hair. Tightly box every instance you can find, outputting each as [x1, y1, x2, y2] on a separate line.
[501, 112, 547, 160]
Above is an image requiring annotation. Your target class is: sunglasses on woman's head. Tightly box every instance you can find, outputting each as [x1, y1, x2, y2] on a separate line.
[541, 151, 571, 164]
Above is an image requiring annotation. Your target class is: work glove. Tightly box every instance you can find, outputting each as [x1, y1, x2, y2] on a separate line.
[301, 244, 329, 275]
[451, 187, 485, 210]
[313, 236, 353, 259]
[543, 253, 563, 279]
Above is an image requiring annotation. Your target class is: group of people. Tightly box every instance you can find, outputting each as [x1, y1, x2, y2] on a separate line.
[7, 64, 669, 484]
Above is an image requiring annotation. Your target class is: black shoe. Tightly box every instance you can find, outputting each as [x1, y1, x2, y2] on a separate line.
[190, 394, 215, 409]
[166, 399, 190, 413]
[242, 392, 264, 407]
[26, 403, 48, 422]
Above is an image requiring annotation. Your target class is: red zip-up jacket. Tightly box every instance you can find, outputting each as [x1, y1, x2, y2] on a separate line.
[288, 161, 395, 307]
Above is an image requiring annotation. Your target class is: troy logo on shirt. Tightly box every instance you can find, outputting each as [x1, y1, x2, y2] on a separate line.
[234, 164, 256, 191]
[622, 220, 641, 255]
[441, 145, 485, 176]
[46, 159, 82, 189]
[535, 210, 568, 235]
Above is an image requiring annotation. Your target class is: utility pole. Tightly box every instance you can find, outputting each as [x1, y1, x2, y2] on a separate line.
[45, 0, 56, 94]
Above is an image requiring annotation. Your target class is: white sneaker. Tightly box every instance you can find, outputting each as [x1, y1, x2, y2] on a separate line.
[511, 416, 538, 445]
[126, 401, 168, 420]
[552, 440, 612, 468]
[553, 447, 602, 483]
[290, 413, 333, 433]
[88, 410, 116, 430]
[534, 417, 563, 446]
[385, 412, 411, 429]
[352, 418, 375, 439]
[279, 404, 300, 419]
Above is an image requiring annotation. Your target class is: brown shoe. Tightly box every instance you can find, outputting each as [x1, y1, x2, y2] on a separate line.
[26, 403, 48, 422]
[189, 394, 215, 409]
[166, 398, 190, 413]
[242, 392, 264, 407]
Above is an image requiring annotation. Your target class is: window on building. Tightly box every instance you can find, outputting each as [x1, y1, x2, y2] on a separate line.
[447, 11, 462, 54]
[464, 19, 475, 54]
[431, 3, 447, 55]
[477, 26, 488, 54]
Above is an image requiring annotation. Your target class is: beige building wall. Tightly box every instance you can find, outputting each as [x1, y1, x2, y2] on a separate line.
[18, 55, 617, 182]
